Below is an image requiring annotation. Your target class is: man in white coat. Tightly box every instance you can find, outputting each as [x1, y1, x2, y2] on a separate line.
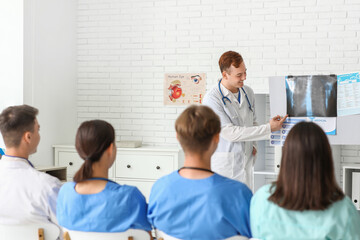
[0, 105, 61, 234]
[204, 51, 287, 190]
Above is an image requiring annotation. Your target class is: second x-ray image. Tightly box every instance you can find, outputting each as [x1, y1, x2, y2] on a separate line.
[286, 75, 337, 117]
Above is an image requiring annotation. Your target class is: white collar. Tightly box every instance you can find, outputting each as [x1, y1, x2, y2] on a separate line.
[1, 155, 33, 167]
[219, 80, 239, 97]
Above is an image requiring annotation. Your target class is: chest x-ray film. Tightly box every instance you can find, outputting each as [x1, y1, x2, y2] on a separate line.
[286, 75, 337, 117]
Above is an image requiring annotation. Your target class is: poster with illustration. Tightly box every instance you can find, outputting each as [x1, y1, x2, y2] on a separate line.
[164, 73, 206, 105]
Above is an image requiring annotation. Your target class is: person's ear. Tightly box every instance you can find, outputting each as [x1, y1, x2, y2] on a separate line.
[213, 133, 220, 144]
[222, 71, 227, 80]
[212, 133, 220, 145]
[106, 143, 114, 154]
[23, 132, 31, 144]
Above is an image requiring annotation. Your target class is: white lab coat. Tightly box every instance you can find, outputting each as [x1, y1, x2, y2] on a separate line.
[203, 81, 271, 189]
[0, 156, 62, 238]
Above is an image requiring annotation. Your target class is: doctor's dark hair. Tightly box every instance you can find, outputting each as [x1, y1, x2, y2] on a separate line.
[269, 122, 344, 211]
[0, 105, 38, 148]
[218, 51, 244, 74]
[73, 120, 115, 182]
[175, 105, 220, 153]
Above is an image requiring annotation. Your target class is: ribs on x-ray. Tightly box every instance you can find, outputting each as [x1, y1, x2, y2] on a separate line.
[286, 75, 337, 117]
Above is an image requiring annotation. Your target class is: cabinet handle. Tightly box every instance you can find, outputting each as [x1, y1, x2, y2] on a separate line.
[69, 162, 73, 166]
[276, 164, 280, 168]
[156, 166, 160, 170]
[127, 165, 131, 169]
[355, 199, 358, 203]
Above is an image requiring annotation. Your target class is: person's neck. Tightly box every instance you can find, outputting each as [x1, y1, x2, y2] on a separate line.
[180, 153, 212, 179]
[5, 148, 30, 160]
[221, 80, 239, 94]
[91, 161, 109, 179]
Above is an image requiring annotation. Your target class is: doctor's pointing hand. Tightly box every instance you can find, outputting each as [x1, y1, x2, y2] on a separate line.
[203, 51, 287, 190]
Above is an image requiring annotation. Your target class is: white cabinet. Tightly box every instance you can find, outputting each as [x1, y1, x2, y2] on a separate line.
[53, 145, 115, 181]
[114, 147, 184, 200]
[253, 144, 280, 193]
[343, 164, 360, 210]
[53, 145, 184, 200]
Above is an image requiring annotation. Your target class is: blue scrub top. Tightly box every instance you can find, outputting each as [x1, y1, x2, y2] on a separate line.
[57, 181, 151, 232]
[148, 171, 253, 239]
[251, 184, 360, 240]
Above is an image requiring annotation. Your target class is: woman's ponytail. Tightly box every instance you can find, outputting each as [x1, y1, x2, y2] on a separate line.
[73, 120, 115, 182]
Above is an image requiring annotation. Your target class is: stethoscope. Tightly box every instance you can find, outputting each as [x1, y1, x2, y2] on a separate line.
[218, 79, 253, 112]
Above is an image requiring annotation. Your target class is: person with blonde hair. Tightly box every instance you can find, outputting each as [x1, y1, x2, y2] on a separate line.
[250, 122, 360, 239]
[148, 105, 253, 239]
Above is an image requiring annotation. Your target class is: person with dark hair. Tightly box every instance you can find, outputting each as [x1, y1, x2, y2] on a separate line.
[148, 105, 253, 239]
[204, 50, 287, 190]
[56, 120, 151, 235]
[250, 122, 360, 239]
[0, 105, 62, 234]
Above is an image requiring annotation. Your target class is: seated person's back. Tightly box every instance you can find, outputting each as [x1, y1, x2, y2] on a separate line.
[148, 105, 253, 240]
[56, 120, 151, 233]
[0, 105, 61, 227]
[250, 122, 360, 240]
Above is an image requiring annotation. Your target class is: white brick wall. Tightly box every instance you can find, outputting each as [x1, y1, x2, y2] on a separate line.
[76, 0, 360, 164]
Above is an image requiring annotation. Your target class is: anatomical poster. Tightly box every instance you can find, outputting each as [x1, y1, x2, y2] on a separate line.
[164, 73, 206, 105]
[285, 75, 337, 117]
[337, 72, 360, 116]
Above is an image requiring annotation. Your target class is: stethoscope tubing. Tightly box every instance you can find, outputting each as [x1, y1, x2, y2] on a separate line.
[218, 79, 253, 112]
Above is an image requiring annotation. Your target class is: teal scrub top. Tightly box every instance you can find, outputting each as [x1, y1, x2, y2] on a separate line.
[250, 184, 360, 240]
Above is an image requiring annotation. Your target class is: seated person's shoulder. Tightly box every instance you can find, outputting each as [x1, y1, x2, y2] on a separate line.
[152, 171, 177, 187]
[108, 182, 145, 200]
[251, 184, 274, 208]
[332, 195, 360, 216]
[216, 174, 251, 191]
[211, 174, 253, 200]
[59, 181, 75, 191]
[22, 169, 63, 198]
[253, 184, 273, 198]
[30, 168, 62, 187]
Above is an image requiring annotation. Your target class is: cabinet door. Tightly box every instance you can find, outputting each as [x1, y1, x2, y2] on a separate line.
[56, 150, 115, 180]
[116, 154, 174, 180]
[115, 179, 155, 201]
[352, 172, 360, 209]
[58, 152, 83, 179]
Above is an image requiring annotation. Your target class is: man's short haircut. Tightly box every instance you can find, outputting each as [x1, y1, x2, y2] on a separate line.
[218, 51, 244, 74]
[175, 105, 220, 154]
[0, 105, 39, 148]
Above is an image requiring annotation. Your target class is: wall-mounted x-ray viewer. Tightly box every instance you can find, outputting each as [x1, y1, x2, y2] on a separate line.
[286, 75, 337, 117]
[269, 76, 360, 145]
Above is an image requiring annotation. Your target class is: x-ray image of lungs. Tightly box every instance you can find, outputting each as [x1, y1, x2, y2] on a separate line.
[286, 75, 337, 117]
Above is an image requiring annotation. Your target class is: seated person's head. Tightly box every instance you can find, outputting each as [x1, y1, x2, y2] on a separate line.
[269, 121, 344, 210]
[74, 119, 116, 182]
[0, 105, 39, 155]
[175, 105, 220, 155]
